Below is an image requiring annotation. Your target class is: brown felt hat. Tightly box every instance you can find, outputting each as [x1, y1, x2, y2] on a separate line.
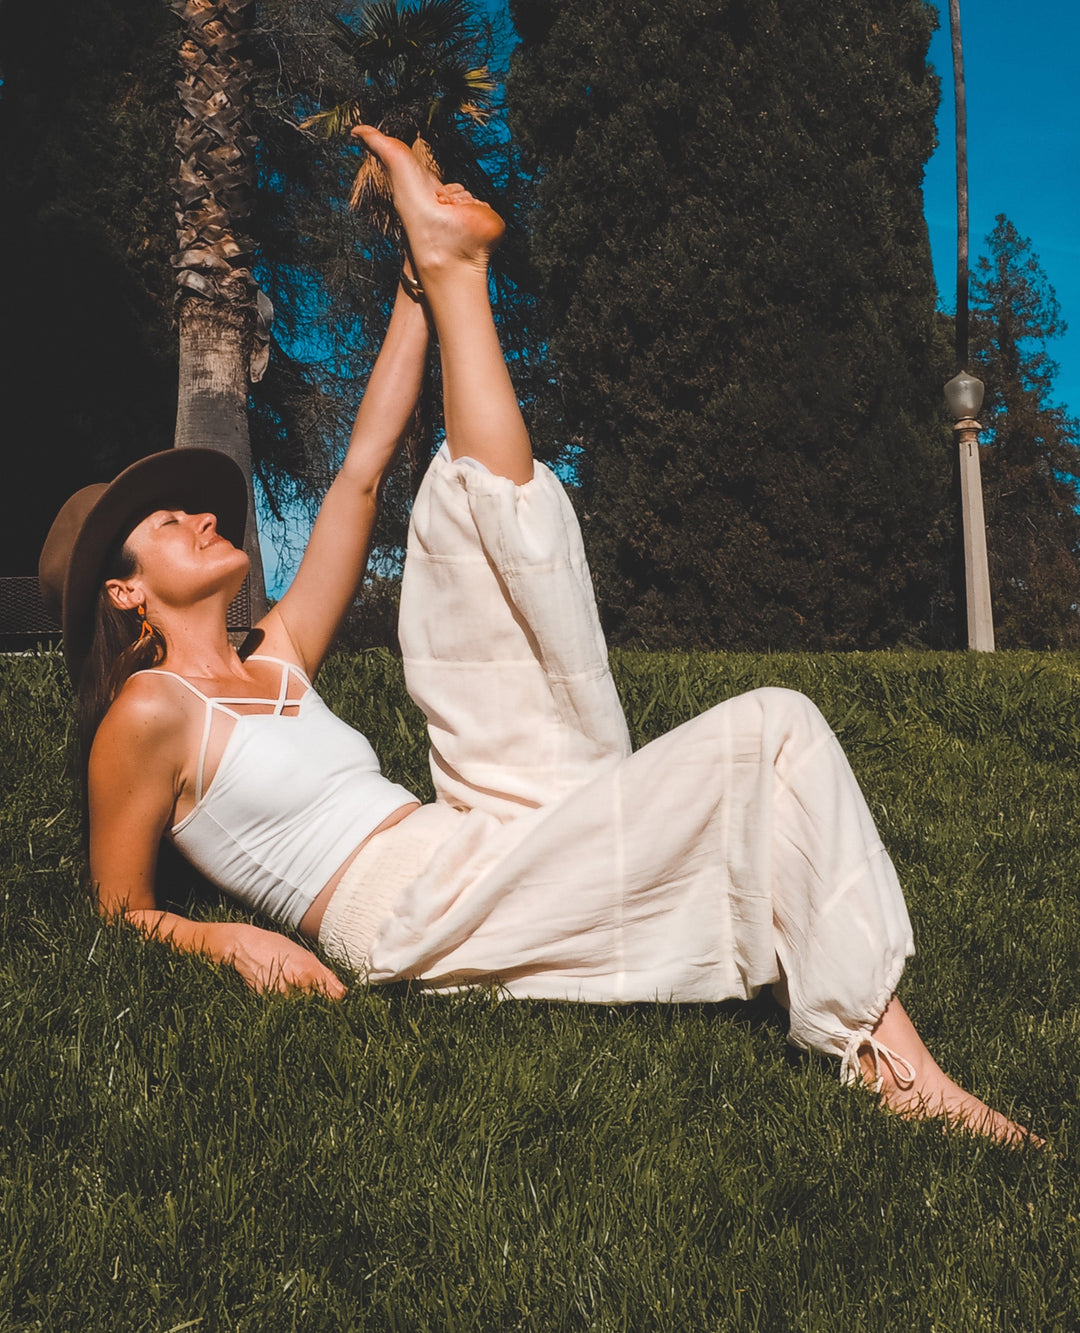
[39, 448, 247, 682]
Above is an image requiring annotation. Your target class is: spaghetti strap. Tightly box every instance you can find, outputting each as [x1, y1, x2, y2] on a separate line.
[136, 659, 309, 714]
[274, 660, 292, 715]
[193, 698, 214, 804]
[138, 657, 315, 822]
[135, 669, 241, 803]
[245, 654, 313, 688]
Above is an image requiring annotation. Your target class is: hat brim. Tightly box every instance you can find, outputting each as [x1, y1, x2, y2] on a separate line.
[62, 448, 248, 680]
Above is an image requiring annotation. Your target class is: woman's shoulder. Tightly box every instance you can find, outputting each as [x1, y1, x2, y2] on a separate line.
[88, 673, 194, 828]
[115, 666, 199, 704]
[95, 670, 200, 753]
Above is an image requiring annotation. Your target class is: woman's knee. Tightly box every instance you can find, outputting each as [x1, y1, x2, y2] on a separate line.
[733, 686, 829, 733]
[671, 687, 834, 757]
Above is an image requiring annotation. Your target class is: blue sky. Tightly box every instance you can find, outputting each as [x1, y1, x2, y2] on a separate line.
[263, 0, 1080, 590]
[923, 1, 1080, 415]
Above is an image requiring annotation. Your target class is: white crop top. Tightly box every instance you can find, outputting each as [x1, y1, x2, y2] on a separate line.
[148, 656, 418, 929]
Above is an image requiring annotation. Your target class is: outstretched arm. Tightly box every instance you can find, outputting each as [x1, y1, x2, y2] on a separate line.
[260, 279, 430, 675]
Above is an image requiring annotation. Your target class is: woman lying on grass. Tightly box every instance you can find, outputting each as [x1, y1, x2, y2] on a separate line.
[40, 126, 1036, 1148]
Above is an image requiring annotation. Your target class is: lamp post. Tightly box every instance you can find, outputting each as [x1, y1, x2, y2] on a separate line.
[945, 0, 992, 651]
[945, 370, 994, 651]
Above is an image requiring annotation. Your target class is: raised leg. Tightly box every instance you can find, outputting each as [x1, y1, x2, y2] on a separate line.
[352, 126, 533, 485]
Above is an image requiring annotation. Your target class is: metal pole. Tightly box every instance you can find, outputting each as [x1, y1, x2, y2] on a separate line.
[955, 417, 995, 651]
[949, 0, 969, 369]
[947, 1, 994, 651]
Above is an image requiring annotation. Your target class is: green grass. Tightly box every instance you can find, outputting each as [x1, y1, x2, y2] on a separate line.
[2, 648, 1079, 1331]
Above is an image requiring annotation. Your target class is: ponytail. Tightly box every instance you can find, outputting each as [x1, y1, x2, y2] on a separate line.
[75, 541, 168, 847]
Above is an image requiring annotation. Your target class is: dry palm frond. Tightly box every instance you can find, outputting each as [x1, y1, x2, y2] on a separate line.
[429, 65, 496, 125]
[348, 132, 442, 226]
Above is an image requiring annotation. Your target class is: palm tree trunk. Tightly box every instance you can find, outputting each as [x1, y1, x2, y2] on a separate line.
[172, 0, 269, 618]
[175, 296, 267, 613]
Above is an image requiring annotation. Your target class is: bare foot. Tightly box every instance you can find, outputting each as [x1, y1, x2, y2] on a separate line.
[351, 125, 505, 281]
[854, 997, 1043, 1148]
[862, 1042, 1042, 1147]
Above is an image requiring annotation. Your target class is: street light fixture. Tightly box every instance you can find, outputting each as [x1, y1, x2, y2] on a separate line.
[945, 370, 994, 651]
[943, 369, 984, 420]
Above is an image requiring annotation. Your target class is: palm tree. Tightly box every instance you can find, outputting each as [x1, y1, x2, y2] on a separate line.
[172, 0, 269, 616]
[298, 0, 497, 490]
[299, 0, 496, 229]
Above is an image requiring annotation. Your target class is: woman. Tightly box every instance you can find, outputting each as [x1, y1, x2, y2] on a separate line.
[39, 127, 1034, 1146]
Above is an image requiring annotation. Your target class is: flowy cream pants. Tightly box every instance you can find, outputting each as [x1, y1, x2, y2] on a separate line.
[320, 448, 914, 1070]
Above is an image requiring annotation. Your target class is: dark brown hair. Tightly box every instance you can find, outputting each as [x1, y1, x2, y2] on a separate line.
[75, 538, 168, 830]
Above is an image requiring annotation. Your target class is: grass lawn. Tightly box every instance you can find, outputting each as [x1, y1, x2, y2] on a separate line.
[1, 648, 1078, 1330]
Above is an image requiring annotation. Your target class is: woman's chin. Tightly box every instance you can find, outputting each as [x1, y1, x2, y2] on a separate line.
[224, 549, 251, 596]
[193, 547, 250, 604]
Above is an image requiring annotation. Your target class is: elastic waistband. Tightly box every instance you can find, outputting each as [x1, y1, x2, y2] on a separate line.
[318, 802, 463, 975]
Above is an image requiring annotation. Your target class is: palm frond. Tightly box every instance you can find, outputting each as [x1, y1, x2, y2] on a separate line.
[362, 0, 475, 53]
[348, 152, 391, 213]
[463, 65, 496, 94]
[457, 102, 491, 125]
[423, 65, 494, 127]
[348, 133, 441, 227]
[307, 2, 495, 213]
[298, 100, 364, 138]
[328, 0, 477, 64]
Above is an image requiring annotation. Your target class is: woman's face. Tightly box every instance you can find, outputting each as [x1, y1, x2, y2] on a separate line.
[121, 507, 249, 608]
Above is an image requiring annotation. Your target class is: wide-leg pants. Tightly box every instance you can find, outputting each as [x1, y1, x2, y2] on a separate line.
[320, 448, 915, 1069]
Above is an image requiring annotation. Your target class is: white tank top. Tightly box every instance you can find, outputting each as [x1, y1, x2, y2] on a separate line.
[145, 656, 418, 929]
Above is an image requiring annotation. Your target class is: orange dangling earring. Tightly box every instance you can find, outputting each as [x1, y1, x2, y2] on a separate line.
[136, 603, 154, 645]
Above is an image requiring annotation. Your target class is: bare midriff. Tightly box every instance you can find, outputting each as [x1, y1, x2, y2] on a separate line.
[298, 800, 422, 940]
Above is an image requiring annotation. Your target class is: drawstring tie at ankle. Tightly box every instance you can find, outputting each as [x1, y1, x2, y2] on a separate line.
[841, 1032, 918, 1093]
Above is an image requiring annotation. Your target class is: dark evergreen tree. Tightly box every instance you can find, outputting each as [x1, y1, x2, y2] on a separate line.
[970, 216, 1080, 648]
[507, 0, 954, 648]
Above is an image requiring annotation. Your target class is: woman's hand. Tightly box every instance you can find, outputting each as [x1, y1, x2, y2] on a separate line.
[121, 910, 348, 1000]
[222, 922, 349, 999]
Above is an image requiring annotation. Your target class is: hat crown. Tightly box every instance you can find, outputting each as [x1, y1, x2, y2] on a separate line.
[38, 484, 109, 625]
